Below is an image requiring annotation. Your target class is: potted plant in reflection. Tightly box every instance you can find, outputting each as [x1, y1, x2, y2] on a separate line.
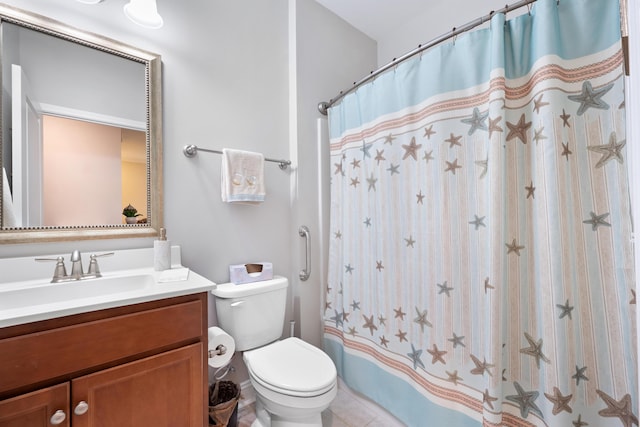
[122, 204, 142, 224]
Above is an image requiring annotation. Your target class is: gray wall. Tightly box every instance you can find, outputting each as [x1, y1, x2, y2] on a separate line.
[293, 0, 377, 348]
[0, 2, 292, 282]
[0, 0, 376, 383]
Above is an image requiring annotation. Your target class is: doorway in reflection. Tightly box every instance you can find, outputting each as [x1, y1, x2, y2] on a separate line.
[41, 115, 146, 227]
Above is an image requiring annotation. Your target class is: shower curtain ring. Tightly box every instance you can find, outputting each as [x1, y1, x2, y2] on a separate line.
[527, 4, 532, 15]
[452, 27, 457, 45]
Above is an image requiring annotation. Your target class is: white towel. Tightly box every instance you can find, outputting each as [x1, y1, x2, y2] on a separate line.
[221, 148, 265, 204]
[2, 167, 17, 228]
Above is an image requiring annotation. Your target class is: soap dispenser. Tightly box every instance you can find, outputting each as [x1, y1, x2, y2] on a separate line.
[154, 227, 171, 271]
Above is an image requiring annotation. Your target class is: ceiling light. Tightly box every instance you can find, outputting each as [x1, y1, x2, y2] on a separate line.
[123, 0, 163, 29]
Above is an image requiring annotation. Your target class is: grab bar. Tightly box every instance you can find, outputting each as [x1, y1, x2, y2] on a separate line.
[299, 226, 310, 281]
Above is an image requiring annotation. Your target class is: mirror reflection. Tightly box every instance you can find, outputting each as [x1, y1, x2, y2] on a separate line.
[0, 4, 163, 243]
[2, 21, 146, 228]
[40, 116, 146, 227]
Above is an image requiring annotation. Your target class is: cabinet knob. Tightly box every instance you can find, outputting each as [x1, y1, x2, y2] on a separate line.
[50, 409, 66, 425]
[74, 400, 89, 415]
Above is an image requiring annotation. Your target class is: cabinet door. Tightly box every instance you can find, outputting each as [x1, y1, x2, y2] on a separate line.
[71, 343, 205, 427]
[0, 383, 69, 427]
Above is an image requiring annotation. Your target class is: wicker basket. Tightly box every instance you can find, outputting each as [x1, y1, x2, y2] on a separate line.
[208, 381, 240, 427]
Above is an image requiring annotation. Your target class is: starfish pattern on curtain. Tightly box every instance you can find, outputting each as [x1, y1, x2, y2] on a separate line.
[323, 0, 637, 426]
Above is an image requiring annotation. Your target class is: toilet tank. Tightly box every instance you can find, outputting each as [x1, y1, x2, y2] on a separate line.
[211, 276, 288, 351]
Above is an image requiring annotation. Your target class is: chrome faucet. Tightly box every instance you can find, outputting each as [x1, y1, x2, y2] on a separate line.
[70, 250, 84, 280]
[36, 251, 114, 283]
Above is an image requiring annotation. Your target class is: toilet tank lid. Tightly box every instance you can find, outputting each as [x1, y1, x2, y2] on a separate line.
[211, 276, 288, 298]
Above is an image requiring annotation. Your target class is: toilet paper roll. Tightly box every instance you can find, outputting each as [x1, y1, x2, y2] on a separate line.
[208, 326, 235, 368]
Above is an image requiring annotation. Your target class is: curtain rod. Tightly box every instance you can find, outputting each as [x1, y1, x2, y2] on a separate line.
[318, 0, 539, 115]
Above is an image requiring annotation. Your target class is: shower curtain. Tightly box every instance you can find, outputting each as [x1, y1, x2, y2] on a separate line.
[323, 0, 636, 426]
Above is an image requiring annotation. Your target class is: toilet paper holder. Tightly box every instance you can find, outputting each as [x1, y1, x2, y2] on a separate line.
[208, 344, 227, 359]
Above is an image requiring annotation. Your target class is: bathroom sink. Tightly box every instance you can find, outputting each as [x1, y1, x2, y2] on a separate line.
[0, 273, 154, 311]
[0, 246, 217, 328]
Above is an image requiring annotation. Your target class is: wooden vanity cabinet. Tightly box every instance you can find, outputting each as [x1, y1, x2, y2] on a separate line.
[0, 293, 209, 427]
[0, 383, 69, 427]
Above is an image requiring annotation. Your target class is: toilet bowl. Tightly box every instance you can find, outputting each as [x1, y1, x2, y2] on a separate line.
[211, 277, 338, 427]
[244, 337, 337, 427]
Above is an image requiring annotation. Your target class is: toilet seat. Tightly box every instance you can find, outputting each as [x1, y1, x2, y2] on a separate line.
[244, 337, 337, 398]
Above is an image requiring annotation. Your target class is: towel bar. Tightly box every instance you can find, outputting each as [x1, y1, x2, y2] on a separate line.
[183, 144, 291, 170]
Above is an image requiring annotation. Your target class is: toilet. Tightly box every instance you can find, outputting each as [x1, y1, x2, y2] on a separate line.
[212, 276, 337, 427]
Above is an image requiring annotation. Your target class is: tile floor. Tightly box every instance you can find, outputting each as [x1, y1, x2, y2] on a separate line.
[237, 378, 404, 427]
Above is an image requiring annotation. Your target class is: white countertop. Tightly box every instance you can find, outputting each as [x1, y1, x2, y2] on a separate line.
[0, 246, 217, 328]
